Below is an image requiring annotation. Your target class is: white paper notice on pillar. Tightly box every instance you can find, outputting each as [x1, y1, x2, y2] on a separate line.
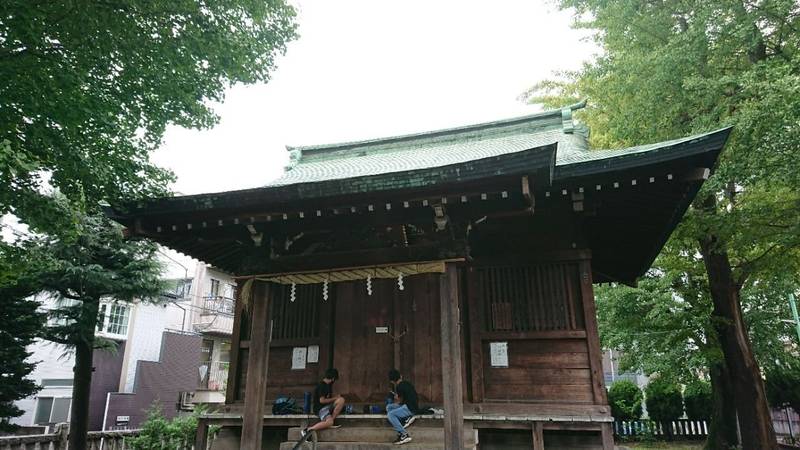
[307, 345, 319, 363]
[291, 347, 307, 370]
[489, 342, 509, 367]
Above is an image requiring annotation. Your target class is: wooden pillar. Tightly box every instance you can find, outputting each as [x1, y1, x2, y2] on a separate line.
[600, 422, 614, 450]
[240, 281, 272, 450]
[531, 422, 544, 450]
[439, 264, 464, 450]
[195, 417, 209, 450]
[226, 283, 246, 403]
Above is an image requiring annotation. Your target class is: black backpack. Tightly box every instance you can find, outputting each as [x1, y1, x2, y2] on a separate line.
[272, 396, 302, 415]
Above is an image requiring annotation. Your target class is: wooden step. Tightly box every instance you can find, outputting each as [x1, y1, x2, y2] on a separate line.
[286, 426, 476, 444]
[280, 442, 478, 450]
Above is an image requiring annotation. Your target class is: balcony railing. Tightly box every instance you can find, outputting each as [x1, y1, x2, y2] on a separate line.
[201, 296, 235, 315]
[199, 361, 229, 391]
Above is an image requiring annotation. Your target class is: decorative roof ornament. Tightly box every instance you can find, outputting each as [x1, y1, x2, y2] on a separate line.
[323, 279, 329, 301]
[284, 148, 302, 171]
[397, 273, 404, 291]
[290, 282, 296, 302]
[366, 275, 373, 296]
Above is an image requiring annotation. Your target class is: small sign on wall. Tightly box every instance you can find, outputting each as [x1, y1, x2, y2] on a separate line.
[375, 326, 389, 334]
[291, 347, 307, 370]
[307, 345, 319, 363]
[489, 342, 509, 367]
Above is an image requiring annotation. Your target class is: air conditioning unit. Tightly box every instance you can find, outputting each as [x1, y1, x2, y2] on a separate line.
[178, 391, 195, 411]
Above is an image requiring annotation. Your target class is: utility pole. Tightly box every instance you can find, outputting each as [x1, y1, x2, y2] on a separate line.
[790, 294, 800, 345]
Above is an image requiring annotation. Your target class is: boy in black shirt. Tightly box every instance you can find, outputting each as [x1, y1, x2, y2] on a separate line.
[387, 368, 419, 445]
[301, 368, 345, 438]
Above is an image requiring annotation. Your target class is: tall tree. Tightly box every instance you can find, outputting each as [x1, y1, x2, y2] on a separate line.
[0, 243, 45, 431]
[527, 1, 800, 447]
[34, 215, 164, 449]
[1, 3, 296, 444]
[0, 0, 297, 232]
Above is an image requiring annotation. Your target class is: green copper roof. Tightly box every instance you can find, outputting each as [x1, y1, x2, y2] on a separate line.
[268, 101, 728, 187]
[270, 102, 588, 187]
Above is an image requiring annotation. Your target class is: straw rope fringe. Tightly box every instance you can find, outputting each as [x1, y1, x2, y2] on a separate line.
[258, 261, 446, 285]
[240, 277, 255, 312]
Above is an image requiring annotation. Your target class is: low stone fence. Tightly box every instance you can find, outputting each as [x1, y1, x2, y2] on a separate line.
[0, 424, 141, 450]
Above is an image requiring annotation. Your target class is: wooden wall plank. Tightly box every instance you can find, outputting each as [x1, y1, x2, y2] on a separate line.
[579, 260, 609, 405]
[483, 368, 592, 384]
[483, 384, 594, 403]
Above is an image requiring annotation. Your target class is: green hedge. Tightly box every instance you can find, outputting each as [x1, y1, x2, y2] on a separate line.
[608, 380, 644, 421]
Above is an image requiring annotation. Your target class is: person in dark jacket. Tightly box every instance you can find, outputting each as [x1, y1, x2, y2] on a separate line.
[387, 368, 419, 445]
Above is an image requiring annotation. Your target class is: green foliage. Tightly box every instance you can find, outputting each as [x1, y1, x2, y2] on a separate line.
[608, 380, 644, 421]
[765, 360, 800, 414]
[645, 378, 684, 423]
[34, 214, 165, 347]
[126, 405, 203, 449]
[684, 381, 713, 421]
[0, 0, 297, 234]
[0, 244, 46, 431]
[528, 1, 800, 444]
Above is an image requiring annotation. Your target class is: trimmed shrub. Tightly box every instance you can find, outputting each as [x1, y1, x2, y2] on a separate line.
[683, 380, 712, 420]
[126, 405, 202, 449]
[608, 380, 644, 421]
[766, 362, 800, 414]
[645, 377, 683, 423]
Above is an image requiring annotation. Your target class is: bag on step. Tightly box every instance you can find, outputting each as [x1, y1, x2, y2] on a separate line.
[272, 396, 302, 415]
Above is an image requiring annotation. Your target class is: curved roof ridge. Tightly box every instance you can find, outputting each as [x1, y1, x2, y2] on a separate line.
[286, 100, 587, 155]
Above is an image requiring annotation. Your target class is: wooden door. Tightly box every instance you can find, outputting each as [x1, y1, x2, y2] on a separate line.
[332, 278, 396, 404]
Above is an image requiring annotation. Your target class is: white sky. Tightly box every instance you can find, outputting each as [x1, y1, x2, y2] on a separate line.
[151, 0, 597, 197]
[158, 1, 598, 277]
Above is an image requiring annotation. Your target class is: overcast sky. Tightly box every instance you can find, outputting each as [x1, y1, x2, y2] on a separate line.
[153, 0, 599, 276]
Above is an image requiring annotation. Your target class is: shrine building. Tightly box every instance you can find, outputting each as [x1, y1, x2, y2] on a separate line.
[111, 101, 729, 449]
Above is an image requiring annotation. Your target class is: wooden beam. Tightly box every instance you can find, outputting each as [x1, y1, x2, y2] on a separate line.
[532, 422, 545, 450]
[439, 264, 465, 450]
[466, 268, 485, 403]
[522, 176, 535, 214]
[240, 281, 272, 450]
[240, 240, 469, 276]
[578, 260, 609, 405]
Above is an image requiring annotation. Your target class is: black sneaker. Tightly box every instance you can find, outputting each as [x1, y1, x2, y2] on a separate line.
[401, 416, 416, 429]
[393, 433, 412, 445]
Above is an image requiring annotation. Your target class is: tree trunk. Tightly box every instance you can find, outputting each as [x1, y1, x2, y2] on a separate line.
[707, 360, 739, 450]
[699, 236, 777, 449]
[68, 300, 99, 450]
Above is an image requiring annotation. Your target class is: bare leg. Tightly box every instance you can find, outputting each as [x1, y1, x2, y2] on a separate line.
[307, 416, 334, 432]
[330, 397, 345, 420]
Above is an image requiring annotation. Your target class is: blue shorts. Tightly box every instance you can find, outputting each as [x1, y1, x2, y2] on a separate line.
[318, 406, 332, 421]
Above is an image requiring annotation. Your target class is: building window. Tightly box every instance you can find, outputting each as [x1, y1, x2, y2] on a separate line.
[40, 379, 73, 388]
[34, 397, 71, 425]
[106, 304, 129, 335]
[96, 302, 131, 337]
[209, 279, 220, 297]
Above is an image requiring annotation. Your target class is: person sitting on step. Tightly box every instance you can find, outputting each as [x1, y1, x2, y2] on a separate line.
[387, 368, 419, 445]
[301, 368, 345, 439]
